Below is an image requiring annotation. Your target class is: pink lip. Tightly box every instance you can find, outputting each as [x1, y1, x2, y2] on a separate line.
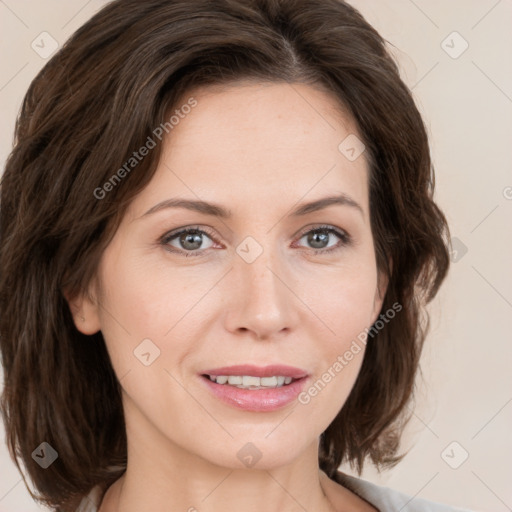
[200, 364, 309, 379]
[199, 364, 310, 412]
[200, 375, 309, 412]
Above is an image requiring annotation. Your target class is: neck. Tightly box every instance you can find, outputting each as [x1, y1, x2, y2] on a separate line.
[100, 455, 337, 512]
[97, 394, 339, 512]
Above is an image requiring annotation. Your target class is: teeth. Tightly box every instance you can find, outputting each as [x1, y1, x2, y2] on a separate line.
[207, 375, 294, 388]
[261, 376, 278, 386]
[242, 376, 259, 387]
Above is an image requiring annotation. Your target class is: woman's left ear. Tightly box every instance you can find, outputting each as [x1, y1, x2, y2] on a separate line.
[371, 266, 391, 323]
[62, 280, 101, 335]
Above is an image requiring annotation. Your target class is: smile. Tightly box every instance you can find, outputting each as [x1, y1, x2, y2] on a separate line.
[205, 374, 295, 388]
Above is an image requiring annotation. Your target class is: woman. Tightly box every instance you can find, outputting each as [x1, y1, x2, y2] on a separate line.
[0, 0, 474, 511]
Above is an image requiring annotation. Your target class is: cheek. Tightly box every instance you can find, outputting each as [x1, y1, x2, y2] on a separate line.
[294, 274, 376, 422]
[296, 255, 378, 398]
[93, 250, 169, 367]
[302, 256, 379, 337]
[95, 247, 215, 381]
[98, 249, 186, 333]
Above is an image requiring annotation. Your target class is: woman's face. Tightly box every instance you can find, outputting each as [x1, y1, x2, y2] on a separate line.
[72, 81, 387, 470]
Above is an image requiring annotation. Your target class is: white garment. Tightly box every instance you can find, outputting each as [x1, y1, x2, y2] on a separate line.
[75, 470, 476, 511]
[334, 471, 475, 511]
[75, 483, 105, 512]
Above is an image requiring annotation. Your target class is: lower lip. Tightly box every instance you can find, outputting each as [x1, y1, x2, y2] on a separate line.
[200, 375, 309, 412]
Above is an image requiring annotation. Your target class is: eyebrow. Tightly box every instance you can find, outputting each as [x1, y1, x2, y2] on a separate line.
[140, 193, 364, 220]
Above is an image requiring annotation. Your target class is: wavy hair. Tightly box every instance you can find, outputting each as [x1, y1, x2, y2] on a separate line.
[0, 0, 450, 509]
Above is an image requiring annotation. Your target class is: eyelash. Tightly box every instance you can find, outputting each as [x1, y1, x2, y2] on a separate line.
[159, 224, 352, 258]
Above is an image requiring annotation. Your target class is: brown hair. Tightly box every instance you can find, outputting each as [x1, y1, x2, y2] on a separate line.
[0, 0, 450, 509]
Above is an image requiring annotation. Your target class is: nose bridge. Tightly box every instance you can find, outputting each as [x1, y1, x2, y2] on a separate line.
[224, 235, 298, 338]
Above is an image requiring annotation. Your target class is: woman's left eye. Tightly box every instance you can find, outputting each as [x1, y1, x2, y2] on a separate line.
[160, 225, 351, 257]
[294, 226, 351, 254]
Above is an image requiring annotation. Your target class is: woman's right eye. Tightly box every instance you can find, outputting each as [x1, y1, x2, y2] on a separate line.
[161, 227, 217, 257]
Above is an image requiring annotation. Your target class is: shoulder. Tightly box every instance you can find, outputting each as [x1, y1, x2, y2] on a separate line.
[333, 470, 477, 512]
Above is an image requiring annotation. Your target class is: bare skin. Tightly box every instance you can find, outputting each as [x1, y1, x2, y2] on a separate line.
[98, 470, 378, 511]
[69, 81, 386, 512]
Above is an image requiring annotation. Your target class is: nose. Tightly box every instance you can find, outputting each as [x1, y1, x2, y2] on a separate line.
[223, 246, 299, 341]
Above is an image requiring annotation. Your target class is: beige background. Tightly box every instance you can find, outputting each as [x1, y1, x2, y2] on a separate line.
[1, 1, 511, 511]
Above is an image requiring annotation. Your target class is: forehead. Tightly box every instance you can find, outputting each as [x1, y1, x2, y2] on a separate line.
[128, 81, 370, 220]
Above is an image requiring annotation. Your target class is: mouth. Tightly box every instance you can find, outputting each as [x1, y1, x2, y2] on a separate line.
[201, 374, 301, 389]
[198, 364, 310, 412]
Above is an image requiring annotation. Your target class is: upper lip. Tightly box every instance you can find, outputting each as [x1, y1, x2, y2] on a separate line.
[201, 364, 309, 379]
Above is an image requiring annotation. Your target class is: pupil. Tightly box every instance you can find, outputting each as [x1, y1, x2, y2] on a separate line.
[181, 232, 202, 250]
[309, 231, 328, 249]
